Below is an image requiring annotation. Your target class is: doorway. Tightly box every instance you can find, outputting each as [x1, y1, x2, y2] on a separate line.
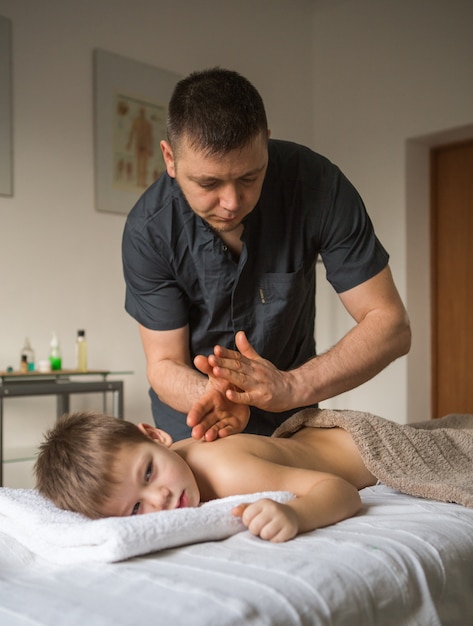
[431, 139, 473, 418]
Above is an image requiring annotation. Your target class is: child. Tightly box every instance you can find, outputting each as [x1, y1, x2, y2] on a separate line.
[35, 411, 376, 543]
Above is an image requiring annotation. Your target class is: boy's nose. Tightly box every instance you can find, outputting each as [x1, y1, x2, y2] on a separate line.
[149, 486, 171, 512]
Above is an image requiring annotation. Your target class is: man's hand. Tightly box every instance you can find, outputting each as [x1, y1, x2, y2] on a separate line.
[232, 499, 299, 542]
[186, 354, 250, 441]
[207, 331, 295, 412]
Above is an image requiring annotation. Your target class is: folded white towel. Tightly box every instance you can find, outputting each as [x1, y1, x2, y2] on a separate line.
[0, 488, 294, 564]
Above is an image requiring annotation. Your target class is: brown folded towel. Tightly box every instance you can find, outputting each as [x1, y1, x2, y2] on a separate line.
[273, 409, 473, 508]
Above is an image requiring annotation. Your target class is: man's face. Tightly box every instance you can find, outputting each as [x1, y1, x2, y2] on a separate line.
[161, 132, 269, 233]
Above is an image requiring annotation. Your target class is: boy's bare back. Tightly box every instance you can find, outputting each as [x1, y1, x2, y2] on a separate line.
[173, 426, 376, 503]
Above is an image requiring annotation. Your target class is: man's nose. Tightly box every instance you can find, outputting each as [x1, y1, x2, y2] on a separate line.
[219, 185, 239, 212]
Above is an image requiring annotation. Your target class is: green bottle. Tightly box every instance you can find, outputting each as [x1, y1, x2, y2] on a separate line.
[49, 332, 62, 371]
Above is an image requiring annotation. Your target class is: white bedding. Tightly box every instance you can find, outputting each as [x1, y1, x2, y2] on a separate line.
[0, 488, 294, 563]
[1, 485, 472, 626]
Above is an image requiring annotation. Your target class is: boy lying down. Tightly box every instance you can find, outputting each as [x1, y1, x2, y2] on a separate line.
[35, 410, 377, 542]
[35, 407, 473, 542]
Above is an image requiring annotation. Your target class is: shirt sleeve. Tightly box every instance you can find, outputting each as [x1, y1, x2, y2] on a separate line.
[122, 222, 189, 331]
[318, 167, 389, 294]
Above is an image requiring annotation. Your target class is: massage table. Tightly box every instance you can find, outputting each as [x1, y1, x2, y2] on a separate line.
[1, 409, 472, 625]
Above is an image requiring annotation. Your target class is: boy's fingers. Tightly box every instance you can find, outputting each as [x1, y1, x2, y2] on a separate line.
[232, 503, 249, 518]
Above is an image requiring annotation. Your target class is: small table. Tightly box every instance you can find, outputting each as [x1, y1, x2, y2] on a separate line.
[0, 370, 131, 486]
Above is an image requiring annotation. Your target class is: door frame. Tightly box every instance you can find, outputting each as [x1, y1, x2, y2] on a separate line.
[405, 124, 473, 422]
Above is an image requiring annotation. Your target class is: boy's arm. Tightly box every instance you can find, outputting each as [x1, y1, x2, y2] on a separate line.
[207, 451, 361, 542]
[233, 475, 360, 542]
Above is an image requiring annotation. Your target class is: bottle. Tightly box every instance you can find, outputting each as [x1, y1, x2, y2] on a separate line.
[20, 354, 28, 373]
[49, 332, 62, 371]
[20, 337, 35, 371]
[76, 329, 88, 371]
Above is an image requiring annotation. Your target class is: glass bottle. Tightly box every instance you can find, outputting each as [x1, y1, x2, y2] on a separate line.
[76, 329, 88, 371]
[49, 332, 62, 371]
[20, 354, 28, 373]
[20, 337, 35, 371]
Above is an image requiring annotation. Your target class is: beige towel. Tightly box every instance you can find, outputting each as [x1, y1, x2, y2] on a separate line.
[273, 409, 473, 508]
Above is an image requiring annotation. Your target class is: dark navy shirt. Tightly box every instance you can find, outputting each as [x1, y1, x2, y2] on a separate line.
[122, 139, 389, 438]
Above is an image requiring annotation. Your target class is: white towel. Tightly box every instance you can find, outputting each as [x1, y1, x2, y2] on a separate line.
[0, 488, 294, 564]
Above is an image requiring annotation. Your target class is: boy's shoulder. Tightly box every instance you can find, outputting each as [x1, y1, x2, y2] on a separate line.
[175, 432, 300, 477]
[175, 434, 285, 500]
[174, 433, 265, 457]
[174, 433, 288, 479]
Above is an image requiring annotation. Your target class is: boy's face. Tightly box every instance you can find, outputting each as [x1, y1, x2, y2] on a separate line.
[101, 427, 200, 517]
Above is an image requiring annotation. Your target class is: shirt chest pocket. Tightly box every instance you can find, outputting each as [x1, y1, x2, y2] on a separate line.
[233, 265, 315, 345]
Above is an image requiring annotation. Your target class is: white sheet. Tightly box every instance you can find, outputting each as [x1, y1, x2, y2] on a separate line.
[1, 486, 472, 626]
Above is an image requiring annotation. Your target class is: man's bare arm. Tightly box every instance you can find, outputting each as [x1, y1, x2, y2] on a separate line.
[140, 324, 205, 413]
[204, 266, 411, 411]
[139, 324, 249, 439]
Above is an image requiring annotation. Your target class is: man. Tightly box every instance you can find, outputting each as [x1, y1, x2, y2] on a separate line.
[122, 67, 411, 441]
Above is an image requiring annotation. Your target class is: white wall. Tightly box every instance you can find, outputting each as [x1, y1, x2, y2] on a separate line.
[0, 0, 316, 486]
[2, 0, 472, 487]
[313, 0, 473, 422]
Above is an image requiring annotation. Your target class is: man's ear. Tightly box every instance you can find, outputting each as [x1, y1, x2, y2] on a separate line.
[137, 423, 173, 448]
[160, 140, 176, 178]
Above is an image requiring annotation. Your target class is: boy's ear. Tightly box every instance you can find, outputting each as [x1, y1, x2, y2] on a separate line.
[137, 423, 173, 448]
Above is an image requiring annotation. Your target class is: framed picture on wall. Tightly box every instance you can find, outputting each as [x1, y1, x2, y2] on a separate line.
[0, 15, 13, 197]
[93, 49, 181, 215]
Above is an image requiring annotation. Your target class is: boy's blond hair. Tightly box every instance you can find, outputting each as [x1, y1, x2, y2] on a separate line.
[34, 412, 150, 518]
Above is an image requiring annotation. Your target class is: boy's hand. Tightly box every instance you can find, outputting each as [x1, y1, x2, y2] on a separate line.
[232, 499, 299, 542]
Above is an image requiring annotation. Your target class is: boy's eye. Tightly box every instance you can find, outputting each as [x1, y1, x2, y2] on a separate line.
[145, 461, 153, 482]
[131, 502, 140, 516]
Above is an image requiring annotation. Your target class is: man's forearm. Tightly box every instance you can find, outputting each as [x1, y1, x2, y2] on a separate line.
[148, 360, 207, 414]
[287, 308, 411, 409]
[206, 267, 411, 414]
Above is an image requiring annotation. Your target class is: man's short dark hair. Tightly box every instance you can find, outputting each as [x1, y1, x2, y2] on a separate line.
[167, 67, 268, 157]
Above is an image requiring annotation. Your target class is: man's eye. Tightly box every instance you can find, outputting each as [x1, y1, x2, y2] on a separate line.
[199, 182, 217, 189]
[145, 461, 153, 482]
[131, 502, 140, 516]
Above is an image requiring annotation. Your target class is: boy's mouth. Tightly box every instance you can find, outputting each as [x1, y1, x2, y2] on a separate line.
[176, 491, 188, 509]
